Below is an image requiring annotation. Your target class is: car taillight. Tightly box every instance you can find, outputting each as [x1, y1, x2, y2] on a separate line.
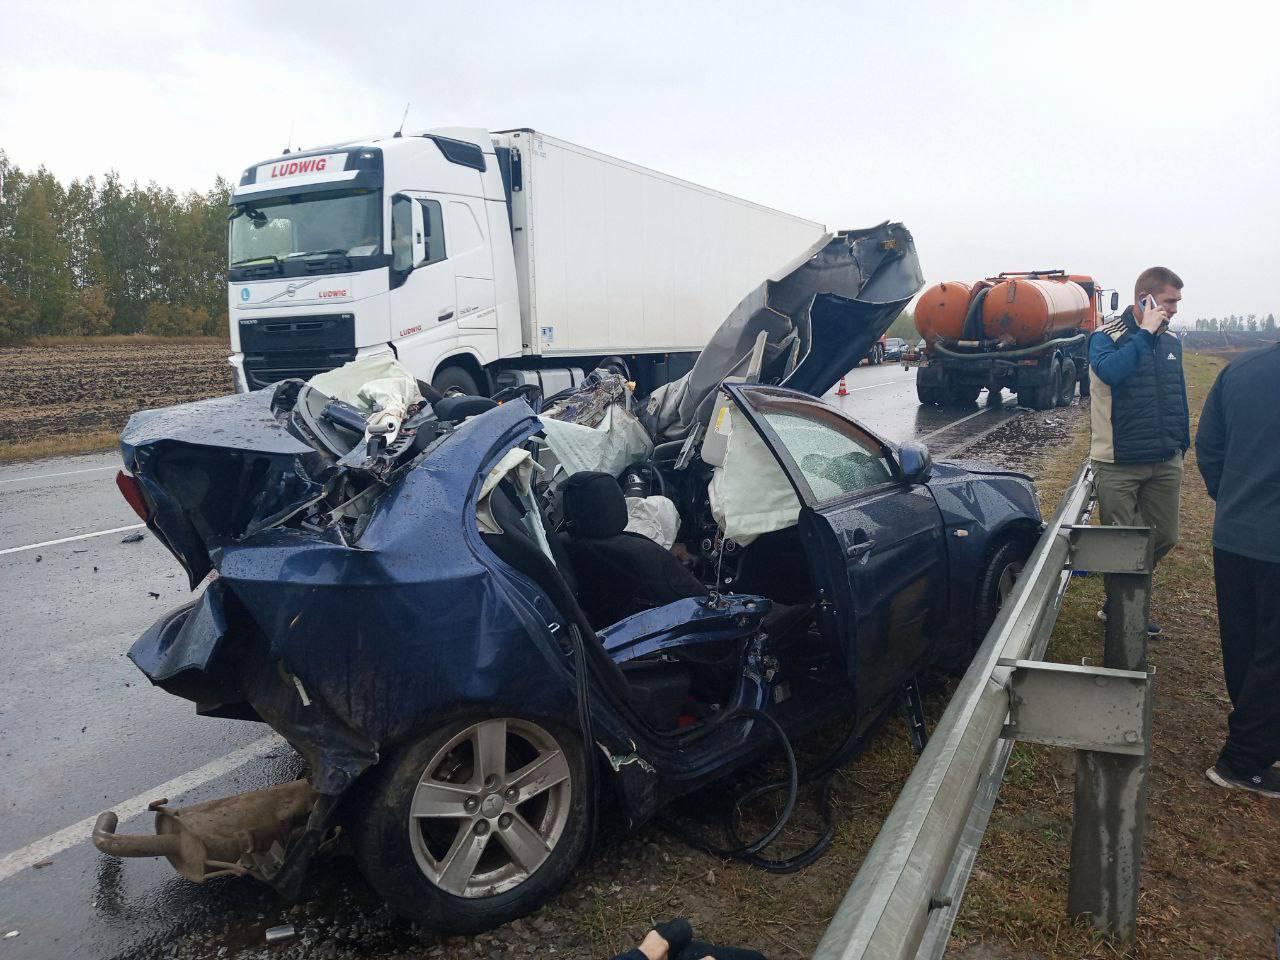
[116, 471, 151, 522]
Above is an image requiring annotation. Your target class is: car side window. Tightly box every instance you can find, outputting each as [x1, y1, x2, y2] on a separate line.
[418, 199, 446, 265]
[757, 403, 893, 502]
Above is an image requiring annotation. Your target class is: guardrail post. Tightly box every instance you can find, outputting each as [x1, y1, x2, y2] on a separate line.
[1065, 526, 1154, 941]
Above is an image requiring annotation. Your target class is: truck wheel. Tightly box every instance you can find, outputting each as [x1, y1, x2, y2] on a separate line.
[1078, 363, 1091, 399]
[1029, 359, 1061, 411]
[350, 716, 589, 934]
[599, 356, 631, 381]
[973, 538, 1031, 649]
[916, 379, 942, 405]
[433, 365, 482, 397]
[1056, 359, 1077, 406]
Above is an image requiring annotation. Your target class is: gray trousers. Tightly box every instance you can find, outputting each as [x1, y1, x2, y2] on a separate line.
[1092, 452, 1184, 565]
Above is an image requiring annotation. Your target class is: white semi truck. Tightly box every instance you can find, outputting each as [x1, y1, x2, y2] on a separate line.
[227, 128, 828, 395]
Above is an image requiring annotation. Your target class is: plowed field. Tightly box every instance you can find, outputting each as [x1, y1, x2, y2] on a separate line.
[0, 338, 233, 449]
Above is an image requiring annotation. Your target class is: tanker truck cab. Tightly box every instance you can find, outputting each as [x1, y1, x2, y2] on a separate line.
[228, 129, 517, 393]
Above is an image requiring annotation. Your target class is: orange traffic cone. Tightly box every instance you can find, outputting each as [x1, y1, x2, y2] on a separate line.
[836, 377, 848, 397]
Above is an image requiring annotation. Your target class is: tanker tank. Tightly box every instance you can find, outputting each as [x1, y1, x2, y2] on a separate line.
[912, 270, 1107, 412]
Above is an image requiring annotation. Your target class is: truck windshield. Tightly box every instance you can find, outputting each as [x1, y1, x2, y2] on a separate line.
[229, 188, 382, 272]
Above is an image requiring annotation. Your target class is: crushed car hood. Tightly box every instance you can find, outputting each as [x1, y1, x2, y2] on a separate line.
[643, 222, 923, 441]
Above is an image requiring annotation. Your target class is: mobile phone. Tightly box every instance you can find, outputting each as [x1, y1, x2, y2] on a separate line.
[1140, 294, 1157, 312]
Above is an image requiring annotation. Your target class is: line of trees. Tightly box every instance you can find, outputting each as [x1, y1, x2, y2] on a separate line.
[0, 149, 231, 344]
[1191, 314, 1277, 332]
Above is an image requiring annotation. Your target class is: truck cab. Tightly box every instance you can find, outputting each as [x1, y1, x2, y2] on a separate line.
[228, 128, 519, 393]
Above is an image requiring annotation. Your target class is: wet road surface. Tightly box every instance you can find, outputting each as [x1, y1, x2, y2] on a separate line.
[0, 364, 1028, 958]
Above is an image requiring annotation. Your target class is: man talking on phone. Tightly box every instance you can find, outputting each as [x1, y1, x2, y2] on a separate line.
[1088, 267, 1189, 636]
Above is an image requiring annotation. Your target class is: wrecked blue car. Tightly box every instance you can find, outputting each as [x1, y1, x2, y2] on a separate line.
[94, 225, 1042, 933]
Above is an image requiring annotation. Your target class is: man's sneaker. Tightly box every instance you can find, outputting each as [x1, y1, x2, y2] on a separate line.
[1205, 762, 1280, 797]
[1095, 608, 1162, 636]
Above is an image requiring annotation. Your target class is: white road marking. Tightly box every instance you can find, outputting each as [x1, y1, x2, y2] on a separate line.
[0, 734, 287, 884]
[828, 373, 914, 396]
[0, 524, 145, 557]
[0, 465, 117, 484]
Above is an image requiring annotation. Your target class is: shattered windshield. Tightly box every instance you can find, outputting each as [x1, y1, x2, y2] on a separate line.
[229, 188, 382, 267]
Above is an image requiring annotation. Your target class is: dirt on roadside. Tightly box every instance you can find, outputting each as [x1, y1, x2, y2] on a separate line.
[0, 338, 233, 458]
[952, 350, 1280, 960]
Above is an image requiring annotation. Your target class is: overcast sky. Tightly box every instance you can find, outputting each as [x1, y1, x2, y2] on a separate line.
[2, 0, 1277, 323]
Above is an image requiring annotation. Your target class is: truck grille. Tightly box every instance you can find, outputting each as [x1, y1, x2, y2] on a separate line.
[243, 348, 359, 389]
[238, 312, 357, 389]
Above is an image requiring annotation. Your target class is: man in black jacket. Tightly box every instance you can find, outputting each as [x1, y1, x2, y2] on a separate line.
[1088, 267, 1190, 635]
[1195, 344, 1280, 797]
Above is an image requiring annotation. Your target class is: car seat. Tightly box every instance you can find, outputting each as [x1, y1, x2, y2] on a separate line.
[557, 472, 708, 629]
[480, 477, 692, 730]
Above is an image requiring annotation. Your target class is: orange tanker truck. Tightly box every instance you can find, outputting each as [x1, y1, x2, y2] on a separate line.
[913, 270, 1118, 410]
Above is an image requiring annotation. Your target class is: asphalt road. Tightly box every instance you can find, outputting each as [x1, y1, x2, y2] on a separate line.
[0, 364, 1027, 959]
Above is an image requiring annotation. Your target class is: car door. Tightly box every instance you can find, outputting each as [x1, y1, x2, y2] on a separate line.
[726, 384, 947, 716]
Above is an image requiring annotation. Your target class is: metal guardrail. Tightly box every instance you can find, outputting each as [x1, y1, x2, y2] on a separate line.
[813, 461, 1155, 960]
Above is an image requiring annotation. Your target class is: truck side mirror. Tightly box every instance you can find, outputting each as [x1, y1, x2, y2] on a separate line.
[1110, 291, 1119, 312]
[390, 195, 415, 272]
[410, 199, 427, 266]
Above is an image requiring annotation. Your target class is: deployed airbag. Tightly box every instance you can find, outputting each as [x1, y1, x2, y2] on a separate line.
[707, 404, 800, 544]
[625, 495, 681, 550]
[540, 404, 653, 477]
[308, 354, 423, 446]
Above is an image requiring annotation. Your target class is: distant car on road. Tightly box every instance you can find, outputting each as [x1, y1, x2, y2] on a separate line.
[882, 337, 910, 361]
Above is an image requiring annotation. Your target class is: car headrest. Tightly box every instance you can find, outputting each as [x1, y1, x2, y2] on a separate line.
[561, 471, 628, 540]
[434, 395, 497, 422]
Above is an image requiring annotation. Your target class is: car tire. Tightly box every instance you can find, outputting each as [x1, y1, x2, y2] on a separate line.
[433, 365, 482, 397]
[973, 537, 1031, 649]
[349, 715, 590, 934]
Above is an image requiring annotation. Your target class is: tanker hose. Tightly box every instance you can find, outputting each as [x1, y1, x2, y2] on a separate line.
[931, 332, 1086, 362]
[961, 287, 989, 342]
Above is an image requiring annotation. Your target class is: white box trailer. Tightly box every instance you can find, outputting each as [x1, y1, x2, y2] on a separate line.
[226, 127, 828, 395]
[504, 130, 826, 358]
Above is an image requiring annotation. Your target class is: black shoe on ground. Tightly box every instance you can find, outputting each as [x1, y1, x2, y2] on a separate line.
[1205, 762, 1280, 797]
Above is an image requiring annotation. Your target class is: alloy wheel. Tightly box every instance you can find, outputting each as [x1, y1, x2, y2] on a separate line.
[408, 718, 572, 898]
[996, 560, 1024, 606]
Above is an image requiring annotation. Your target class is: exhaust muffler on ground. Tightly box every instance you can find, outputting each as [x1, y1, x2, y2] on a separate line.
[92, 779, 318, 883]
